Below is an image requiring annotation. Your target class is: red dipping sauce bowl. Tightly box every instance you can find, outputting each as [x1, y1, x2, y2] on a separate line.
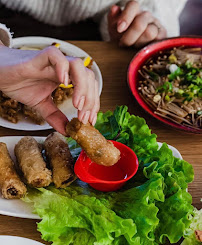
[74, 141, 139, 192]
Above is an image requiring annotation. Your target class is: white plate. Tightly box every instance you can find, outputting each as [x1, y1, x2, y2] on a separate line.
[0, 36, 103, 131]
[0, 136, 182, 220]
[0, 236, 44, 245]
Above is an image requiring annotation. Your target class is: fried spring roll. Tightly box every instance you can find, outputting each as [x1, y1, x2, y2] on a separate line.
[14, 136, 52, 187]
[44, 132, 76, 188]
[66, 118, 120, 166]
[0, 143, 27, 199]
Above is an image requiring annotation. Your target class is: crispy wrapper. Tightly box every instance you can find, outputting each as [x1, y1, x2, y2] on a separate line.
[44, 132, 76, 188]
[195, 230, 202, 242]
[14, 136, 52, 187]
[0, 143, 27, 199]
[66, 118, 120, 166]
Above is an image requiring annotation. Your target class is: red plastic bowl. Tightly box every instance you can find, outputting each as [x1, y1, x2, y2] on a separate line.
[128, 37, 202, 134]
[74, 140, 139, 192]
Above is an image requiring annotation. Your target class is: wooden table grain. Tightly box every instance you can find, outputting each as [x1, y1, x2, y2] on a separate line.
[0, 41, 201, 245]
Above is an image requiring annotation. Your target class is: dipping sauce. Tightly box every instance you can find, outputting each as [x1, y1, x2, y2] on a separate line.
[74, 140, 139, 192]
[88, 162, 128, 181]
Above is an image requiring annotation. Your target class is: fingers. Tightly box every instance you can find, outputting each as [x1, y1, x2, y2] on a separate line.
[33, 51, 99, 126]
[33, 46, 69, 85]
[69, 58, 88, 108]
[133, 19, 167, 47]
[34, 96, 68, 135]
[134, 23, 158, 48]
[108, 5, 121, 23]
[117, 1, 140, 33]
[78, 81, 100, 125]
[89, 80, 100, 125]
[76, 70, 97, 124]
[120, 11, 155, 46]
[108, 1, 166, 47]
[69, 57, 99, 125]
[108, 5, 122, 41]
[154, 20, 167, 40]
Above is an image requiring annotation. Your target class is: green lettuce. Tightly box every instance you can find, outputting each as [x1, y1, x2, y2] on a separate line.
[23, 106, 194, 245]
[24, 186, 136, 245]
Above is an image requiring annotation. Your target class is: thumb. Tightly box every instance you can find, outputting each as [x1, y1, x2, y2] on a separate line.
[34, 96, 68, 135]
[33, 46, 69, 85]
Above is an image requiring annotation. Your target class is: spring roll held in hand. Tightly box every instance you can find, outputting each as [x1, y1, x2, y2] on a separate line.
[0, 143, 27, 199]
[44, 132, 76, 188]
[66, 118, 120, 166]
[15, 136, 52, 187]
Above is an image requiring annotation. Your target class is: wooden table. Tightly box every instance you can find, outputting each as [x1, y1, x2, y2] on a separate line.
[0, 41, 201, 244]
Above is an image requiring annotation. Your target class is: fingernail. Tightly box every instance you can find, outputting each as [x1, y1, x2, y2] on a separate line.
[78, 96, 85, 111]
[63, 71, 68, 86]
[78, 110, 84, 122]
[117, 21, 127, 33]
[111, 5, 119, 14]
[89, 111, 95, 123]
[92, 115, 97, 126]
[83, 111, 90, 124]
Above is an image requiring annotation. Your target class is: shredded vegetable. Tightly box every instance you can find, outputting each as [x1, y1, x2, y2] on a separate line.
[138, 47, 202, 130]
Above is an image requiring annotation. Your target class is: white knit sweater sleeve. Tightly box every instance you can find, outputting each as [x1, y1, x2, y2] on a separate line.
[99, 12, 110, 41]
[100, 0, 187, 41]
[0, 23, 12, 47]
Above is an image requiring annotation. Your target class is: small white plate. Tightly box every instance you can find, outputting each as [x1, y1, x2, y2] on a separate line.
[0, 136, 182, 220]
[0, 36, 103, 131]
[0, 236, 44, 245]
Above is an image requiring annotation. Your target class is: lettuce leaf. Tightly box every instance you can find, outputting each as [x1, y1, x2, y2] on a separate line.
[155, 189, 193, 244]
[24, 186, 137, 245]
[23, 106, 194, 245]
[112, 177, 165, 245]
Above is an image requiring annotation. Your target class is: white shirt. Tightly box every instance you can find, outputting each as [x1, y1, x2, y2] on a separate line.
[0, 0, 187, 45]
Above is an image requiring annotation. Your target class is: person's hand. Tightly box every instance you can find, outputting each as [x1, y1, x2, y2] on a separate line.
[0, 45, 100, 135]
[108, 1, 167, 48]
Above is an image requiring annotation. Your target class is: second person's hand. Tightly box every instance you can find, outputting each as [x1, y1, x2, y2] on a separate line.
[108, 1, 167, 48]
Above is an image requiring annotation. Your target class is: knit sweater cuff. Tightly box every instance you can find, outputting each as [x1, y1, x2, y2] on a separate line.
[100, 12, 110, 41]
[0, 24, 12, 47]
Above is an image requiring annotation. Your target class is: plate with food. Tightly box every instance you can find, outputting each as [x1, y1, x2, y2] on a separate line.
[0, 236, 44, 245]
[0, 106, 197, 245]
[128, 37, 202, 133]
[0, 135, 182, 220]
[0, 36, 103, 131]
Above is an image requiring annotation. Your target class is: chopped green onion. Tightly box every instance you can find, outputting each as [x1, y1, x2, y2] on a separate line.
[197, 111, 202, 116]
[178, 89, 184, 95]
[168, 67, 183, 80]
[185, 61, 193, 69]
[193, 76, 202, 85]
[156, 82, 173, 93]
[165, 95, 170, 101]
